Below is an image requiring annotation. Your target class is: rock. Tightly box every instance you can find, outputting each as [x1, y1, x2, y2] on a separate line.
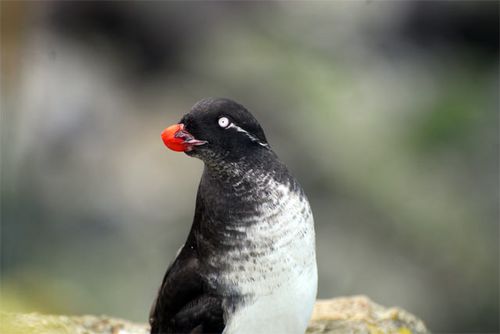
[1, 296, 428, 334]
[308, 295, 429, 334]
[0, 313, 148, 334]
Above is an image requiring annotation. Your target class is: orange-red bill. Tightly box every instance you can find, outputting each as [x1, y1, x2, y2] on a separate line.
[161, 123, 207, 152]
[162, 123, 187, 151]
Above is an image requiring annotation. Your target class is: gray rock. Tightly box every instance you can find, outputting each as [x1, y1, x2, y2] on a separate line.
[1, 295, 428, 334]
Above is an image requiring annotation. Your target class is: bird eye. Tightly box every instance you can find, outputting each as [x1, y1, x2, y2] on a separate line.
[218, 117, 230, 128]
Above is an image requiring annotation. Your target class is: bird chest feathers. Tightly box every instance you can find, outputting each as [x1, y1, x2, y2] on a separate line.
[197, 166, 318, 334]
[200, 171, 316, 288]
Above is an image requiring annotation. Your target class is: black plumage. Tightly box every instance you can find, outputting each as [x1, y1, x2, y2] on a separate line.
[150, 98, 316, 334]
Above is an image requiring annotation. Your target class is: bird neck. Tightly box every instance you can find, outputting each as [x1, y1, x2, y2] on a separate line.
[193, 149, 296, 231]
[202, 148, 281, 185]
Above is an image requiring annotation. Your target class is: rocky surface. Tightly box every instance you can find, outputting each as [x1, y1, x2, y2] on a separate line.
[1, 296, 428, 334]
[307, 296, 428, 333]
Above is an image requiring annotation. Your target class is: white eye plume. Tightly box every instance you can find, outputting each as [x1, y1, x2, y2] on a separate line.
[218, 115, 270, 148]
[218, 117, 230, 128]
[225, 121, 269, 148]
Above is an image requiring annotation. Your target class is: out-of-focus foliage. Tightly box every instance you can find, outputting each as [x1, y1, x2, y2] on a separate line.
[1, 1, 498, 332]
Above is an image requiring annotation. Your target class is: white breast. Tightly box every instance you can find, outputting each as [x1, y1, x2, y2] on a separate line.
[221, 181, 317, 334]
[223, 264, 317, 334]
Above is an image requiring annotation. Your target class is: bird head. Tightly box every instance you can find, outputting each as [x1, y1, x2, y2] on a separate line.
[161, 98, 269, 163]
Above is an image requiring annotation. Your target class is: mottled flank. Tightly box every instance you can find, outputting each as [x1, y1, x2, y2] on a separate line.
[0, 296, 429, 334]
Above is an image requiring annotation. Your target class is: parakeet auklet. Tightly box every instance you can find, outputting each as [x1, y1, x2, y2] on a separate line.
[150, 98, 317, 334]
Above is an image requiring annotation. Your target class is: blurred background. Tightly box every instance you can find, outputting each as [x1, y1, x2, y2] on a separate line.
[1, 1, 498, 332]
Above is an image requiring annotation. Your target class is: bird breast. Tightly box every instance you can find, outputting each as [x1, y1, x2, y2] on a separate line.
[205, 178, 316, 298]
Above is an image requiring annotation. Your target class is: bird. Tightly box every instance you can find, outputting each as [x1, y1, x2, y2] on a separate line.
[150, 98, 317, 334]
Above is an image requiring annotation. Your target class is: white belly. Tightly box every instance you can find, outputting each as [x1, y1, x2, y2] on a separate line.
[223, 261, 317, 334]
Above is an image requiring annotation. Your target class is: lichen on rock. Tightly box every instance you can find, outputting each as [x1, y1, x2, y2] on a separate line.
[1, 296, 428, 334]
[0, 313, 148, 334]
[308, 295, 428, 334]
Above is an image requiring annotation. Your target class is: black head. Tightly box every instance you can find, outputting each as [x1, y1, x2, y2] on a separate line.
[171, 98, 269, 163]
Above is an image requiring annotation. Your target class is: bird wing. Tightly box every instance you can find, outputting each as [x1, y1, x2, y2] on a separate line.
[149, 244, 225, 334]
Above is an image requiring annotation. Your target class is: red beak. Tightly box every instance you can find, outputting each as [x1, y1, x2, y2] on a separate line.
[161, 123, 208, 152]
